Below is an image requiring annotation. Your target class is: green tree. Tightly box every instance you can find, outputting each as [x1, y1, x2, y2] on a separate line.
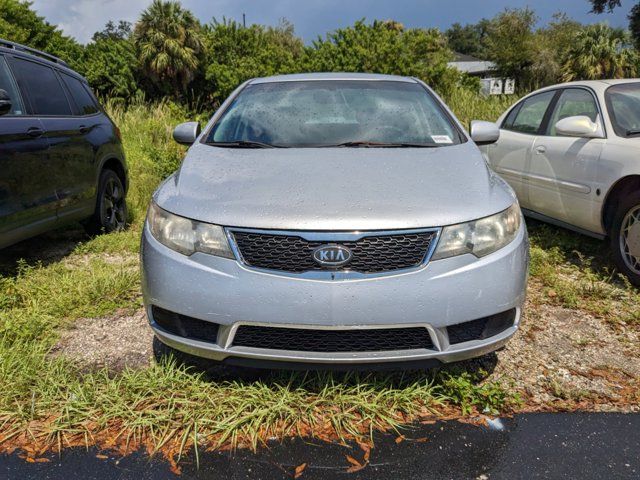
[306, 20, 460, 95]
[445, 21, 490, 58]
[203, 18, 303, 102]
[562, 23, 638, 80]
[588, 0, 640, 48]
[529, 13, 583, 88]
[482, 8, 538, 90]
[133, 0, 203, 97]
[0, 0, 83, 69]
[83, 23, 138, 100]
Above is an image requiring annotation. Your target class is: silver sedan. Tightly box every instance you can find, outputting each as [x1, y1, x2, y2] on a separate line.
[141, 73, 529, 369]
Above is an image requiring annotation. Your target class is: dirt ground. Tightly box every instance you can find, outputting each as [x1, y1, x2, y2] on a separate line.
[53, 284, 640, 411]
[53, 309, 154, 371]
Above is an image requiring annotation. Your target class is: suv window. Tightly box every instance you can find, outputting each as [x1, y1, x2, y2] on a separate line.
[547, 88, 598, 135]
[9, 57, 71, 116]
[504, 91, 556, 134]
[0, 56, 25, 115]
[61, 72, 98, 115]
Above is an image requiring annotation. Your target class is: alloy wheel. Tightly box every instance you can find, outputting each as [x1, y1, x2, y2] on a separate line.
[101, 177, 126, 231]
[620, 204, 640, 275]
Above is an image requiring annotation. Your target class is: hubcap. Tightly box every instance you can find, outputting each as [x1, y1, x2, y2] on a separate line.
[620, 204, 640, 275]
[101, 178, 125, 231]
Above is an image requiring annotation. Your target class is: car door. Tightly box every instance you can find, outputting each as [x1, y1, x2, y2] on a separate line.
[485, 90, 557, 209]
[56, 71, 103, 221]
[527, 87, 605, 231]
[0, 54, 53, 246]
[7, 56, 94, 221]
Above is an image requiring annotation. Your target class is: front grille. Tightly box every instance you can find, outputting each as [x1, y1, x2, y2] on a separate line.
[232, 325, 434, 352]
[447, 309, 516, 345]
[152, 306, 220, 343]
[230, 230, 437, 274]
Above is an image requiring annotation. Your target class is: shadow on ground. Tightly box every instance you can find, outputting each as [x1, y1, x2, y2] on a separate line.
[152, 336, 499, 386]
[0, 224, 88, 277]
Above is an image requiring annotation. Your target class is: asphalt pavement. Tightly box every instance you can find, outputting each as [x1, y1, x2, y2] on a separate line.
[1, 413, 638, 479]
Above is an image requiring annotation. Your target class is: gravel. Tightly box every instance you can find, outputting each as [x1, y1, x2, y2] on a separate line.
[53, 292, 640, 411]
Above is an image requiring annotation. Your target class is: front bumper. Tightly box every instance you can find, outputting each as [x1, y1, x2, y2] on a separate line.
[141, 223, 528, 367]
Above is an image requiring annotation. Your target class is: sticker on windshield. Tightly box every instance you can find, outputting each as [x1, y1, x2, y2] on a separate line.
[431, 135, 453, 144]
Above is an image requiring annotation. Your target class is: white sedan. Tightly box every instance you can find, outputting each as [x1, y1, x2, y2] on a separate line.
[484, 79, 640, 285]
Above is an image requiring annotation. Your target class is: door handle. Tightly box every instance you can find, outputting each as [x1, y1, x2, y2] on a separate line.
[535, 145, 546, 154]
[79, 125, 89, 134]
[26, 127, 44, 138]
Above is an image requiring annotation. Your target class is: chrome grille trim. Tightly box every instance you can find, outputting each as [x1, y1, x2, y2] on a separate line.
[225, 227, 441, 280]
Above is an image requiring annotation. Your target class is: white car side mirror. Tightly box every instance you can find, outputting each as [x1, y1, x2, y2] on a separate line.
[470, 120, 500, 145]
[554, 115, 602, 138]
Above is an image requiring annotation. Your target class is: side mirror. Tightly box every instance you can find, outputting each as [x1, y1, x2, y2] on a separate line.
[470, 120, 500, 145]
[173, 121, 201, 145]
[0, 89, 12, 116]
[554, 115, 601, 138]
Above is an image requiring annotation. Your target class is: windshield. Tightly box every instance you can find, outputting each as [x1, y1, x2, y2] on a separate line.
[605, 82, 640, 137]
[205, 80, 462, 147]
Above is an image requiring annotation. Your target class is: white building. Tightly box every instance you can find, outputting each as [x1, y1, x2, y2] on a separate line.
[448, 53, 515, 95]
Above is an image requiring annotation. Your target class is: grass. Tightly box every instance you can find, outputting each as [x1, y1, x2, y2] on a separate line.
[0, 90, 637, 462]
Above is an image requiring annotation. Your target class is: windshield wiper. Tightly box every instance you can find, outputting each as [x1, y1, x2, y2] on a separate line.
[625, 129, 640, 137]
[330, 141, 440, 148]
[207, 140, 282, 148]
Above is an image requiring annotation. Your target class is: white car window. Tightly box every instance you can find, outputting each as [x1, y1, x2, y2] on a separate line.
[547, 89, 598, 136]
[504, 91, 555, 135]
[605, 82, 640, 137]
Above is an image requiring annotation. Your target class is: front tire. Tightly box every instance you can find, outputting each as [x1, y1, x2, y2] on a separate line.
[85, 169, 127, 235]
[610, 190, 640, 287]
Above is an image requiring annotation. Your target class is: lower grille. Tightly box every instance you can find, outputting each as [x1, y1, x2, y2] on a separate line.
[447, 309, 516, 345]
[230, 229, 437, 274]
[231, 325, 434, 352]
[152, 306, 220, 343]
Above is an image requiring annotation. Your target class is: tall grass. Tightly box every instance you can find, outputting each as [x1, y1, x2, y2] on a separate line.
[442, 88, 517, 126]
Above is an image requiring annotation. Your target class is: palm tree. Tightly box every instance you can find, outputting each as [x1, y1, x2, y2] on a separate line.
[133, 0, 203, 97]
[562, 24, 638, 81]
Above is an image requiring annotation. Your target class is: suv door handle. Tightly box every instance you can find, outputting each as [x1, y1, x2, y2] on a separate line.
[78, 125, 89, 134]
[535, 145, 546, 154]
[26, 127, 44, 138]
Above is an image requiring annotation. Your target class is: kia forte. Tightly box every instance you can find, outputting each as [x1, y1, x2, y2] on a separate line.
[141, 73, 529, 370]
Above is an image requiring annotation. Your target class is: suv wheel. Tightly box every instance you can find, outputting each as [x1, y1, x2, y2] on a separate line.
[85, 169, 127, 235]
[611, 190, 640, 287]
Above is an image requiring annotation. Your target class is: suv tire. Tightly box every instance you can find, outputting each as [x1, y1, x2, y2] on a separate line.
[610, 190, 640, 287]
[84, 169, 127, 235]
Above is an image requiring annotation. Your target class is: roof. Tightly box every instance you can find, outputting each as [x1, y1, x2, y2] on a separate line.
[448, 52, 496, 74]
[250, 72, 417, 84]
[0, 38, 85, 82]
[530, 78, 640, 95]
[451, 53, 483, 63]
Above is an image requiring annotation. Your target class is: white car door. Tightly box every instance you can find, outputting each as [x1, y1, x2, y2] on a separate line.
[486, 90, 557, 209]
[527, 88, 605, 232]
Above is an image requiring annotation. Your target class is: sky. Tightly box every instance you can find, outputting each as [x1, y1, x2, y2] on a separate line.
[31, 0, 634, 44]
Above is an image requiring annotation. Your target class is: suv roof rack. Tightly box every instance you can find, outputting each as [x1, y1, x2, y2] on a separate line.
[0, 38, 68, 67]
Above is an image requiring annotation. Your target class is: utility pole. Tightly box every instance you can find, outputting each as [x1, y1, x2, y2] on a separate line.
[242, 13, 246, 27]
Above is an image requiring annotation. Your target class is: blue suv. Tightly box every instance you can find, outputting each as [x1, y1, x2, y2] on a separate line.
[0, 39, 128, 249]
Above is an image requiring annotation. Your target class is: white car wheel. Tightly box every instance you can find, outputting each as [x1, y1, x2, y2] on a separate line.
[620, 204, 640, 276]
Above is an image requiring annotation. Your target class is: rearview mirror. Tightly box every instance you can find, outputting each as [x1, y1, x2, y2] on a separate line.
[173, 121, 201, 145]
[470, 120, 500, 145]
[0, 89, 12, 116]
[554, 115, 601, 138]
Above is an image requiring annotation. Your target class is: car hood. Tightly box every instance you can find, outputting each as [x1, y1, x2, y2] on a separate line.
[154, 142, 516, 230]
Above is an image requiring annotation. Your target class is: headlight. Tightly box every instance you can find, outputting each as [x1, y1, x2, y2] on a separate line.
[432, 203, 521, 260]
[147, 202, 234, 258]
